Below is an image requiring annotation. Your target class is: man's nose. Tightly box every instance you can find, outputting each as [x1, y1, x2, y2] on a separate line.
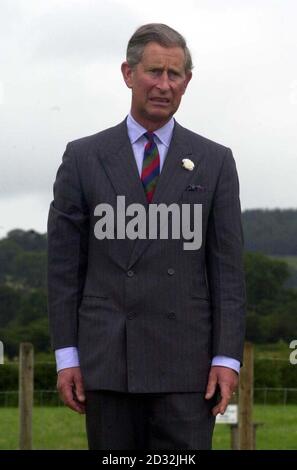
[156, 72, 170, 91]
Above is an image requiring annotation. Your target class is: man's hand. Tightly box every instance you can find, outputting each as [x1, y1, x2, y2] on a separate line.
[57, 366, 86, 414]
[205, 366, 238, 416]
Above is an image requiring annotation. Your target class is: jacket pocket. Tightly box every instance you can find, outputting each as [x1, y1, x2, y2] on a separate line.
[180, 191, 210, 205]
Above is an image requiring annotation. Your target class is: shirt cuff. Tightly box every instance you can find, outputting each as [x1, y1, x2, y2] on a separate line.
[211, 356, 240, 374]
[55, 347, 80, 372]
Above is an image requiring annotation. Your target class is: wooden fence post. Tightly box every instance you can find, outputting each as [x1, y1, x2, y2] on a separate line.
[19, 342, 34, 450]
[238, 342, 254, 449]
[0, 340, 4, 364]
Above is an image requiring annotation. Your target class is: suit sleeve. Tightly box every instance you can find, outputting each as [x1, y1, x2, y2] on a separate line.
[47, 142, 89, 350]
[205, 148, 246, 364]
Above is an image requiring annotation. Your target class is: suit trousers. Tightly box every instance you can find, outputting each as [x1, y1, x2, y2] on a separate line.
[85, 390, 217, 450]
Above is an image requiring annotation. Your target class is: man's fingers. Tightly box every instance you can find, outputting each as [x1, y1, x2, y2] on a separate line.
[57, 368, 86, 414]
[74, 377, 86, 403]
[211, 382, 232, 416]
[211, 395, 229, 416]
[65, 398, 85, 414]
[59, 383, 86, 414]
[205, 373, 217, 399]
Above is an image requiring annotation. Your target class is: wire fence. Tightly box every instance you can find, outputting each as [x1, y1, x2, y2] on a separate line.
[0, 390, 61, 407]
[254, 387, 297, 405]
[0, 387, 297, 407]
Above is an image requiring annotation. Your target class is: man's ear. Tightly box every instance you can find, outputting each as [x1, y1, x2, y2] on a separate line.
[121, 61, 133, 89]
[182, 71, 192, 94]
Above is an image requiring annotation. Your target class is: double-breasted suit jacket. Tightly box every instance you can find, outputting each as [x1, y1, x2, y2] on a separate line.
[47, 118, 246, 393]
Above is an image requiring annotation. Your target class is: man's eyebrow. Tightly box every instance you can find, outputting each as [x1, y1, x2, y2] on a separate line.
[147, 65, 182, 73]
[146, 65, 163, 70]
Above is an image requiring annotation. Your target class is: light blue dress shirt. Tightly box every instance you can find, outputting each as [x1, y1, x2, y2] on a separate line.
[55, 114, 240, 374]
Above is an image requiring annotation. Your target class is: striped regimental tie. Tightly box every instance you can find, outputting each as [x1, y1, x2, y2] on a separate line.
[141, 132, 160, 203]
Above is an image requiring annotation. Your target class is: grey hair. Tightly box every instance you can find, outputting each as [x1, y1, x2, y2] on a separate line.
[126, 23, 193, 72]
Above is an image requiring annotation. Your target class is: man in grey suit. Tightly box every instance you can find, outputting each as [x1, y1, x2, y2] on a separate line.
[47, 23, 246, 450]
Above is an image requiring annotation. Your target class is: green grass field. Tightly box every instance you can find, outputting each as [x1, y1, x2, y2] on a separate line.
[0, 405, 296, 450]
[213, 405, 297, 450]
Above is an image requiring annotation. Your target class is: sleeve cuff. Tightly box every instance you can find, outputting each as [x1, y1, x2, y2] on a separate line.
[211, 356, 240, 374]
[55, 347, 80, 372]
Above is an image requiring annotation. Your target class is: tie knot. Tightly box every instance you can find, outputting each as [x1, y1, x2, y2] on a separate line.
[144, 131, 155, 143]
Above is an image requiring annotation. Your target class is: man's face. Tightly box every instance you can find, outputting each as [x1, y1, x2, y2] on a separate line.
[121, 42, 192, 130]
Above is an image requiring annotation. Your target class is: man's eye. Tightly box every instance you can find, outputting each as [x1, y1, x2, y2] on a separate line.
[148, 69, 181, 80]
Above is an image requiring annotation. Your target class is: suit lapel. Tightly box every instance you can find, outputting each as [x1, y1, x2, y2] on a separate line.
[97, 119, 205, 270]
[96, 119, 146, 269]
[127, 121, 205, 269]
[99, 119, 147, 208]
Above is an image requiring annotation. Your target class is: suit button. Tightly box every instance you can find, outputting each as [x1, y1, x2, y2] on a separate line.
[127, 312, 136, 320]
[167, 312, 176, 319]
[167, 268, 175, 275]
[127, 270, 134, 277]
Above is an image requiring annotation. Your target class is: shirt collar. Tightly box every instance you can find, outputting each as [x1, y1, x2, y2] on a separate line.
[126, 113, 174, 147]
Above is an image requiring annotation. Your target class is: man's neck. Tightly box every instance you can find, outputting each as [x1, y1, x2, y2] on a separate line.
[129, 111, 172, 132]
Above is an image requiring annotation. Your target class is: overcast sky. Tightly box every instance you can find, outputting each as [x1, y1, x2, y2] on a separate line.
[0, 0, 296, 237]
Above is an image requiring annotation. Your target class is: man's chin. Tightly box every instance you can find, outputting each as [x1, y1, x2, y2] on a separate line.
[146, 109, 173, 123]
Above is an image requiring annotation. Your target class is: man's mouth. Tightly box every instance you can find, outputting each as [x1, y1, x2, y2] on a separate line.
[149, 97, 170, 104]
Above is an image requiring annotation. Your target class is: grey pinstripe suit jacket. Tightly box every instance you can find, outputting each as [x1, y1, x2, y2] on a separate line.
[47, 118, 246, 393]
